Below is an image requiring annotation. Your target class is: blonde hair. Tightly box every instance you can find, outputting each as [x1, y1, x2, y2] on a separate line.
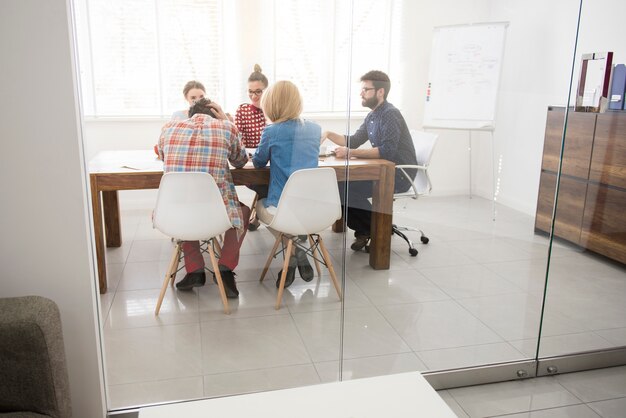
[261, 80, 303, 123]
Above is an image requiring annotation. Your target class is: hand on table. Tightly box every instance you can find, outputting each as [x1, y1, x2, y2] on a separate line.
[334, 146, 350, 159]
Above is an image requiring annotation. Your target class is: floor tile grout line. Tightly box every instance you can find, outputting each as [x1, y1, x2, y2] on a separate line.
[482, 401, 599, 418]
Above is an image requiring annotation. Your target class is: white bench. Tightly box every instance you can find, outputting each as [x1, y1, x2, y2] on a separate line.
[139, 372, 456, 418]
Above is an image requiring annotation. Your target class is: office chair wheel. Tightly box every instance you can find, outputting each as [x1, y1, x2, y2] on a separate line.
[420, 236, 429, 244]
[409, 248, 418, 257]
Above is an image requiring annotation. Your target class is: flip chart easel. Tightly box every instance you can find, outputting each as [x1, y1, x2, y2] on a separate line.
[423, 22, 508, 218]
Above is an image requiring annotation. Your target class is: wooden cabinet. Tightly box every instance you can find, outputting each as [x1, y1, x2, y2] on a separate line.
[535, 107, 626, 265]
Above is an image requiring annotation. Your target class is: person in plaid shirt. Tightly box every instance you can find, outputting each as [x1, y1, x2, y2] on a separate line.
[157, 98, 249, 298]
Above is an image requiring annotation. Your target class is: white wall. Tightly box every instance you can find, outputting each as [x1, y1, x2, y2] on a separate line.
[396, 0, 493, 197]
[485, 0, 584, 214]
[0, 1, 106, 417]
[484, 0, 626, 214]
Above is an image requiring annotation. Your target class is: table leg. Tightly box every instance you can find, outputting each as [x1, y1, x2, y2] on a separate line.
[369, 165, 394, 269]
[90, 175, 107, 293]
[103, 190, 122, 247]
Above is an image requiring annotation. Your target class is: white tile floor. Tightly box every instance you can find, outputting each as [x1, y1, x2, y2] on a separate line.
[98, 193, 626, 411]
[440, 365, 626, 418]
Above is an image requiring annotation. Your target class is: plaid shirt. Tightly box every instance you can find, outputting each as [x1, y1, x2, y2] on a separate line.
[158, 114, 249, 230]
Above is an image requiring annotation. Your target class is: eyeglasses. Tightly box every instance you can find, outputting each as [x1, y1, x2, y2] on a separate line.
[248, 89, 264, 96]
[360, 87, 376, 94]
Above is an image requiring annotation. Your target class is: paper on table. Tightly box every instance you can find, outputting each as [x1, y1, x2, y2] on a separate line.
[320, 140, 337, 156]
[120, 159, 163, 171]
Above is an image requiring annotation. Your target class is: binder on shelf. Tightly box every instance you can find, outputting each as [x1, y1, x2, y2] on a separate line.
[609, 64, 626, 110]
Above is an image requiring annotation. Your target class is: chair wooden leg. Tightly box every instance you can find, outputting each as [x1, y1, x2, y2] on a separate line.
[260, 233, 282, 282]
[208, 238, 230, 314]
[214, 237, 223, 257]
[275, 239, 294, 310]
[318, 237, 342, 300]
[250, 193, 258, 218]
[169, 244, 181, 287]
[309, 235, 322, 277]
[156, 242, 182, 315]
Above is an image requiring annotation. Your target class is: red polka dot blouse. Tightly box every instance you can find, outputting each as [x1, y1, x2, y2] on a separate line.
[234, 103, 266, 148]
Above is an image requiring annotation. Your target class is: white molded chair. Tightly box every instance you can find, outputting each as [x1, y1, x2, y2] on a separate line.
[392, 130, 438, 256]
[152, 172, 233, 315]
[258, 167, 343, 309]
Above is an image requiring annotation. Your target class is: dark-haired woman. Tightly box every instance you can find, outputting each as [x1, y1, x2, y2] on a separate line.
[234, 64, 268, 148]
[236, 65, 269, 230]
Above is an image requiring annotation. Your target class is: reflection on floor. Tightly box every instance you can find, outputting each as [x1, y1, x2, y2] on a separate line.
[440, 365, 626, 418]
[99, 194, 626, 410]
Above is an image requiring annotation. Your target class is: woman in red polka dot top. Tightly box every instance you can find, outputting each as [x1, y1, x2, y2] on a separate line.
[235, 64, 268, 148]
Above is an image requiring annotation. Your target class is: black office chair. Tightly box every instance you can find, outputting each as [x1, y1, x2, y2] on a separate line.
[392, 130, 438, 256]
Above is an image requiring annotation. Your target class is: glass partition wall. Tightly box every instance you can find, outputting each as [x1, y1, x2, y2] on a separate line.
[537, 0, 626, 373]
[340, 0, 626, 389]
[82, 0, 626, 414]
[85, 1, 355, 410]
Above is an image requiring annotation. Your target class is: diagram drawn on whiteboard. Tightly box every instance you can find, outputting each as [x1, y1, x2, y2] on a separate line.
[423, 22, 508, 130]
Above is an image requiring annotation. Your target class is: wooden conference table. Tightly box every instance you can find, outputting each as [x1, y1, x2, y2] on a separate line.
[89, 150, 395, 293]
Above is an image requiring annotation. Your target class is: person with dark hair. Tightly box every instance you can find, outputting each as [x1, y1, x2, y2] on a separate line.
[157, 98, 249, 298]
[235, 64, 269, 148]
[235, 64, 269, 231]
[321, 70, 417, 252]
[171, 80, 206, 120]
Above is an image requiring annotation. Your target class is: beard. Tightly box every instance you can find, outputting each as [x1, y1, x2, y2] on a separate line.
[362, 96, 379, 109]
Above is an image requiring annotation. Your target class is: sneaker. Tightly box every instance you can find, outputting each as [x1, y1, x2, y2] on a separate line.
[276, 266, 296, 289]
[248, 216, 260, 231]
[295, 247, 314, 282]
[215, 269, 239, 299]
[276, 255, 298, 288]
[350, 235, 370, 251]
[176, 271, 206, 291]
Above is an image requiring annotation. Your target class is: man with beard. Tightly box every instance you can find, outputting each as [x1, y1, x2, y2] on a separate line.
[321, 70, 417, 252]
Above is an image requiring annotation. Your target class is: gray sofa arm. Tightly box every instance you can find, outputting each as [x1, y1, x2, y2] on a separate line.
[0, 296, 71, 418]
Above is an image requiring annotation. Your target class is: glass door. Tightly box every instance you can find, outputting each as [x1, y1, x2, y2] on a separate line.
[538, 0, 626, 374]
[339, 0, 603, 387]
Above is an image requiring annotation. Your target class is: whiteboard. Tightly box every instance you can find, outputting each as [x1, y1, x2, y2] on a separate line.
[423, 22, 508, 130]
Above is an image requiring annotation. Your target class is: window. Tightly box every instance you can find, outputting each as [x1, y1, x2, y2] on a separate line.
[75, 0, 403, 117]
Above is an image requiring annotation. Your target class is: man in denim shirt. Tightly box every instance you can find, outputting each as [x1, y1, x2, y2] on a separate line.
[322, 70, 417, 251]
